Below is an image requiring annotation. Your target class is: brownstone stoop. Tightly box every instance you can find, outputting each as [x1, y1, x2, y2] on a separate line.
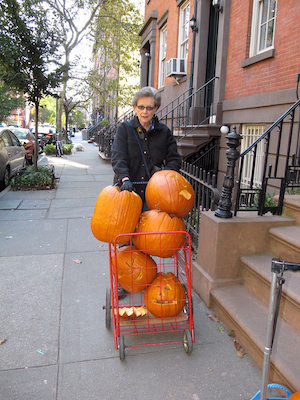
[192, 195, 300, 393]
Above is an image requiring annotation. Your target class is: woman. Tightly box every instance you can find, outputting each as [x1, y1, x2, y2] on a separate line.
[111, 86, 182, 204]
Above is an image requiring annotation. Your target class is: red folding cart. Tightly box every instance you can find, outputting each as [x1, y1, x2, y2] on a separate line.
[105, 230, 195, 360]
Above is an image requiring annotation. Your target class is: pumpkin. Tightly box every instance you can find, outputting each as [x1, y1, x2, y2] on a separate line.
[289, 392, 300, 399]
[145, 169, 195, 218]
[133, 209, 186, 258]
[111, 245, 157, 292]
[91, 185, 142, 244]
[144, 272, 186, 317]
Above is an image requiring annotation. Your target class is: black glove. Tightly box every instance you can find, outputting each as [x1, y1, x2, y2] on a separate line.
[120, 179, 133, 192]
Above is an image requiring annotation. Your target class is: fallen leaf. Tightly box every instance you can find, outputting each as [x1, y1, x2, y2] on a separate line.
[236, 349, 245, 358]
[218, 326, 224, 332]
[0, 338, 7, 345]
[207, 313, 219, 322]
[73, 259, 82, 264]
[228, 329, 236, 338]
[234, 339, 242, 351]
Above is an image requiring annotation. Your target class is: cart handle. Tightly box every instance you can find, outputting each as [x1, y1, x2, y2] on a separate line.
[271, 258, 300, 273]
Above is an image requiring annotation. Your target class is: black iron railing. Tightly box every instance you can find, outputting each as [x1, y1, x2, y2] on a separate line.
[234, 98, 300, 216]
[157, 77, 219, 137]
[181, 161, 220, 249]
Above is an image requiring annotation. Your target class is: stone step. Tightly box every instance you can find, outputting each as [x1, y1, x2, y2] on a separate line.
[283, 195, 300, 225]
[211, 284, 300, 392]
[241, 253, 300, 333]
[269, 225, 300, 263]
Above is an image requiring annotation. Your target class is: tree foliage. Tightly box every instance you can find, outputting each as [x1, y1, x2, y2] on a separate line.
[0, 0, 63, 168]
[0, 82, 24, 122]
[89, 0, 143, 118]
[0, 0, 63, 104]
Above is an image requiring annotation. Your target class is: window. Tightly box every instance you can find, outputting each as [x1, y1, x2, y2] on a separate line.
[178, 2, 190, 59]
[249, 0, 277, 58]
[158, 26, 167, 88]
[240, 125, 266, 188]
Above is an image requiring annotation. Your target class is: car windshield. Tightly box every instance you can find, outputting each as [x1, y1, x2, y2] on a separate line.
[12, 129, 27, 139]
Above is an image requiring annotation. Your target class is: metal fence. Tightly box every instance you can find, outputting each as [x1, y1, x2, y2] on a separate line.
[181, 161, 220, 250]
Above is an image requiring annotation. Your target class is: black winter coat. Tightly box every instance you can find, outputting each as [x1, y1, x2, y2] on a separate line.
[111, 116, 181, 202]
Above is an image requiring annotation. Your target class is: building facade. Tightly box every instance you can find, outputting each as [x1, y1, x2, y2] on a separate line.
[139, 0, 300, 194]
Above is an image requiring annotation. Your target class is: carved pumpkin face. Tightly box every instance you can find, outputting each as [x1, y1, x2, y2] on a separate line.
[112, 245, 157, 293]
[145, 170, 195, 218]
[91, 185, 142, 244]
[144, 272, 186, 318]
[133, 209, 186, 258]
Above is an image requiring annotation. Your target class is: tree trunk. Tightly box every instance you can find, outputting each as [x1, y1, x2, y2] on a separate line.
[33, 102, 39, 172]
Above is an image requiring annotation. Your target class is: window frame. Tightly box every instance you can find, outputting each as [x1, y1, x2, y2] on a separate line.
[249, 0, 277, 58]
[158, 25, 167, 89]
[178, 1, 190, 60]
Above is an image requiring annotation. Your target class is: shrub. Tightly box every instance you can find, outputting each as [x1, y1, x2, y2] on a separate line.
[44, 143, 73, 155]
[63, 144, 73, 154]
[44, 144, 57, 155]
[10, 165, 55, 190]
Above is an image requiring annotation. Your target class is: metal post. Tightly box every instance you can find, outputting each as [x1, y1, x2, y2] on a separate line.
[215, 125, 242, 218]
[260, 270, 278, 400]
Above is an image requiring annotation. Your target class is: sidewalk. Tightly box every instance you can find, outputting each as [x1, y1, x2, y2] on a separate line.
[0, 132, 263, 400]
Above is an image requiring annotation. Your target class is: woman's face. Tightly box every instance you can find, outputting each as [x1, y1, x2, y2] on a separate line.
[134, 96, 158, 130]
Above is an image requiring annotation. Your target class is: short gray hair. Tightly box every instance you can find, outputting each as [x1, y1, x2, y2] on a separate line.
[131, 86, 161, 108]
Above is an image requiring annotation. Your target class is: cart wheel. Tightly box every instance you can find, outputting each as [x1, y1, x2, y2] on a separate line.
[106, 288, 111, 329]
[183, 285, 194, 318]
[118, 336, 125, 361]
[183, 330, 193, 354]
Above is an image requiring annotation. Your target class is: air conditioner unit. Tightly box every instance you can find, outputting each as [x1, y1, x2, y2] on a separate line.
[166, 58, 187, 77]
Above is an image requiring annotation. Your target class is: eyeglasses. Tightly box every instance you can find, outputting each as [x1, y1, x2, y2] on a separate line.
[136, 105, 155, 111]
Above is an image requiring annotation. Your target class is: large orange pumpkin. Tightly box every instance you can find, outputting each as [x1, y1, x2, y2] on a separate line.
[91, 185, 142, 244]
[144, 272, 186, 317]
[145, 170, 195, 218]
[289, 392, 300, 399]
[112, 245, 157, 292]
[133, 209, 186, 258]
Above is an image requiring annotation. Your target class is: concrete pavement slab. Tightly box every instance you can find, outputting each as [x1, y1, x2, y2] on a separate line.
[50, 198, 98, 209]
[48, 205, 95, 219]
[17, 199, 51, 210]
[0, 209, 48, 221]
[59, 250, 111, 363]
[66, 218, 104, 253]
[0, 365, 58, 400]
[0, 199, 22, 210]
[57, 341, 261, 400]
[0, 219, 67, 257]
[54, 187, 102, 200]
[0, 254, 64, 369]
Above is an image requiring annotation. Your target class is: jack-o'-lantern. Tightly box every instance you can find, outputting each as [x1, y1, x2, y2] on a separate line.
[144, 272, 186, 317]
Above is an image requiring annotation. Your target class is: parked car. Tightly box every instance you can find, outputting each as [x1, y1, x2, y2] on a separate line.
[0, 128, 26, 187]
[9, 127, 36, 164]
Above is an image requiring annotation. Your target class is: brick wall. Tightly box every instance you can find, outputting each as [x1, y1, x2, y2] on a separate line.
[144, 0, 194, 88]
[225, 0, 300, 100]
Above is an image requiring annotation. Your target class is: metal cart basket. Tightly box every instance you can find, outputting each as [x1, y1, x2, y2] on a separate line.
[105, 230, 195, 360]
